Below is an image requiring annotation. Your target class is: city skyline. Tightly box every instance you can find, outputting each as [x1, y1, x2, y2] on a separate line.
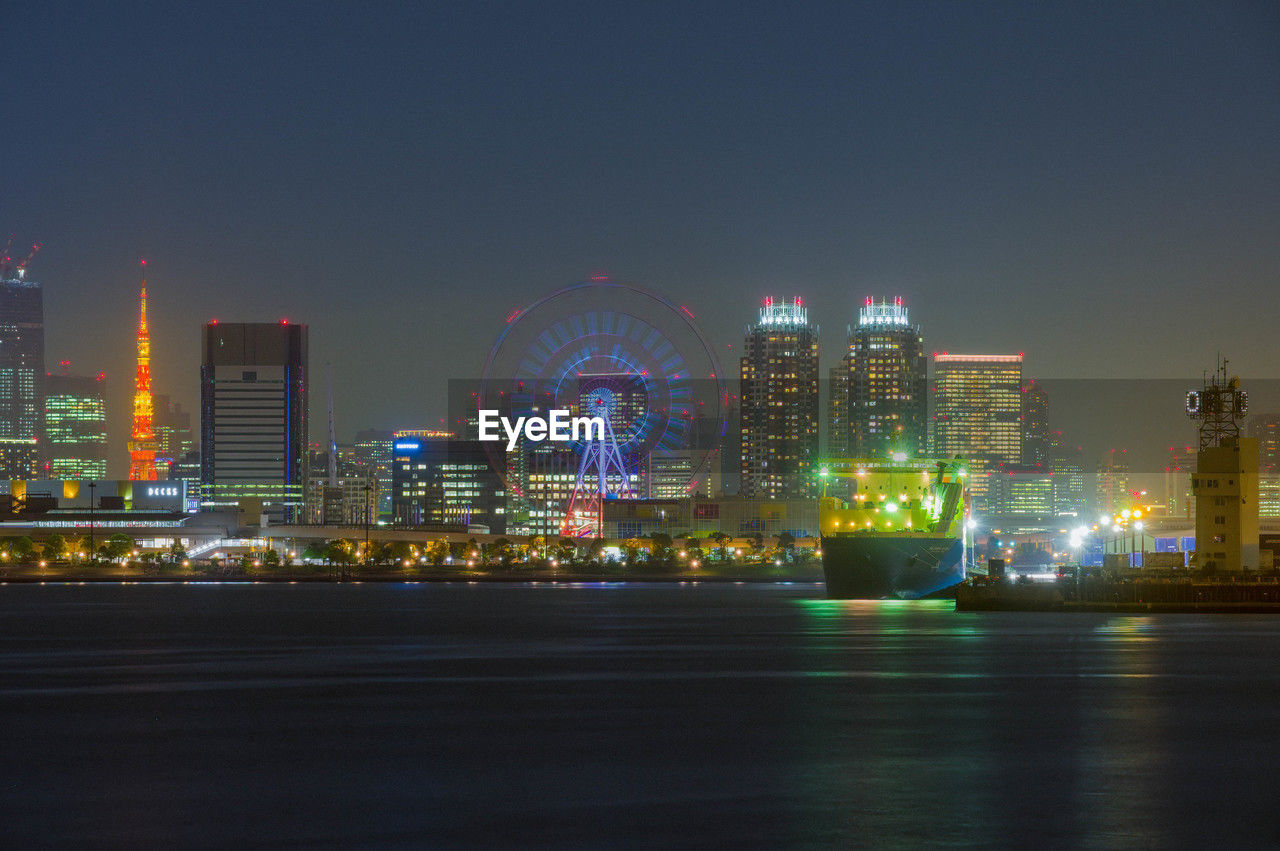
[3, 1, 1276, 466]
[12, 256, 1280, 484]
[4, 5, 1280, 844]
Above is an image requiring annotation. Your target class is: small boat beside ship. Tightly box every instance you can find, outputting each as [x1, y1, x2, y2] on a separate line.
[819, 456, 968, 599]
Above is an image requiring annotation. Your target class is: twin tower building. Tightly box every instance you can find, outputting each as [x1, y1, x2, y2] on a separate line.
[739, 296, 1030, 511]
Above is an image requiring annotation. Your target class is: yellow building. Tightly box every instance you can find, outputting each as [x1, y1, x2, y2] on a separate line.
[1191, 436, 1259, 572]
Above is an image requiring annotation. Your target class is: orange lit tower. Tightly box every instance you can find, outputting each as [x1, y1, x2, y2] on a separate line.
[128, 260, 159, 480]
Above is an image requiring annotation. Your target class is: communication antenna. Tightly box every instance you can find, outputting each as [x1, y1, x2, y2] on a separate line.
[1185, 358, 1248, 450]
[326, 364, 338, 486]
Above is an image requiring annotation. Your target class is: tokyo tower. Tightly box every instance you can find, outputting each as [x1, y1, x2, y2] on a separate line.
[128, 260, 158, 480]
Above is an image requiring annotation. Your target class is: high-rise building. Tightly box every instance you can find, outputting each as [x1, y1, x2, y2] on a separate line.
[353, 429, 394, 519]
[517, 442, 582, 536]
[153, 394, 195, 479]
[1096, 448, 1131, 515]
[200, 321, 308, 522]
[170, 449, 201, 510]
[391, 431, 506, 533]
[739, 297, 819, 499]
[44, 373, 107, 480]
[1164, 445, 1196, 520]
[647, 450, 717, 498]
[0, 253, 45, 478]
[1021, 379, 1051, 465]
[829, 297, 926, 460]
[931, 353, 1023, 511]
[1047, 438, 1086, 518]
[128, 271, 159, 480]
[988, 463, 1055, 528]
[1249, 414, 1280, 518]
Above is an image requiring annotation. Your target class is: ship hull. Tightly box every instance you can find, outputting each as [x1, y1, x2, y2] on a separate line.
[821, 535, 964, 599]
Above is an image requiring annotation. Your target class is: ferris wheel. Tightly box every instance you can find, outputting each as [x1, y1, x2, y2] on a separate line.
[477, 278, 727, 537]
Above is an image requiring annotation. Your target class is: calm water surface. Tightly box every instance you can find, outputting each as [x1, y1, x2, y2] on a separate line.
[1, 582, 1278, 847]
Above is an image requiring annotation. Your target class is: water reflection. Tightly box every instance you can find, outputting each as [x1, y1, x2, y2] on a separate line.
[0, 585, 1276, 846]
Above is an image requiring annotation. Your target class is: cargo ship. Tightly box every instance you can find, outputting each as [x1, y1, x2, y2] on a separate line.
[819, 456, 968, 599]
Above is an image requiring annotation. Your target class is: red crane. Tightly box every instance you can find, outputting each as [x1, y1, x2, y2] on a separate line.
[15, 242, 43, 278]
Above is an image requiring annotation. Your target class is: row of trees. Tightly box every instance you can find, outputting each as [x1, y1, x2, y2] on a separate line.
[291, 531, 808, 570]
[0, 530, 809, 571]
[0, 534, 189, 565]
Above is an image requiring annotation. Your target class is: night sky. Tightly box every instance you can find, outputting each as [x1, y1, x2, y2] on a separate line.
[4, 1, 1278, 475]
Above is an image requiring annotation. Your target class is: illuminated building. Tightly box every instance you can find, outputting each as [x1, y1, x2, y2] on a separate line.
[304, 473, 379, 526]
[1021, 379, 1051, 465]
[0, 254, 45, 478]
[648, 449, 717, 498]
[1187, 366, 1258, 572]
[570, 373, 650, 507]
[1096, 448, 1130, 515]
[829, 297, 926, 460]
[1164, 445, 1196, 520]
[931, 353, 1023, 511]
[200, 321, 308, 522]
[302, 443, 370, 524]
[391, 431, 506, 533]
[740, 297, 819, 498]
[516, 443, 578, 536]
[603, 495, 819, 540]
[353, 429, 394, 519]
[44, 373, 107, 480]
[170, 450, 201, 510]
[1047, 439, 1086, 517]
[128, 269, 159, 480]
[1248, 414, 1280, 518]
[988, 463, 1055, 530]
[152, 394, 194, 479]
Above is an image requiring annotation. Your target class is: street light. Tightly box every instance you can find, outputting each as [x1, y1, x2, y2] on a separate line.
[363, 481, 372, 569]
[87, 481, 96, 560]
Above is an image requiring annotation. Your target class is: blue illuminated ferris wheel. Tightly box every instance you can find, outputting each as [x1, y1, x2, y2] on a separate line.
[478, 278, 727, 537]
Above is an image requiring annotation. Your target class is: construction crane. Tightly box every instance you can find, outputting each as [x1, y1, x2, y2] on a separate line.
[0, 234, 13, 279]
[14, 242, 43, 279]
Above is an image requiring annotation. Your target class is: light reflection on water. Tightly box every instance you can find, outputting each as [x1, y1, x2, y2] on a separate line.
[0, 582, 1277, 846]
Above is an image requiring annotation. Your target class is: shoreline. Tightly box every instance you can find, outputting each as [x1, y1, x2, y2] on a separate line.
[0, 570, 825, 585]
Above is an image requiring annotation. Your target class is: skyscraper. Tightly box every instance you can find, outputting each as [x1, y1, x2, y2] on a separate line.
[932, 353, 1023, 511]
[829, 297, 926, 460]
[0, 252, 45, 478]
[1048, 437, 1086, 518]
[200, 321, 308, 522]
[1096, 448, 1131, 516]
[1163, 445, 1196, 520]
[1248, 414, 1280, 518]
[740, 297, 819, 498]
[44, 372, 107, 479]
[1021, 379, 1051, 465]
[153, 394, 195, 479]
[353, 429, 394, 519]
